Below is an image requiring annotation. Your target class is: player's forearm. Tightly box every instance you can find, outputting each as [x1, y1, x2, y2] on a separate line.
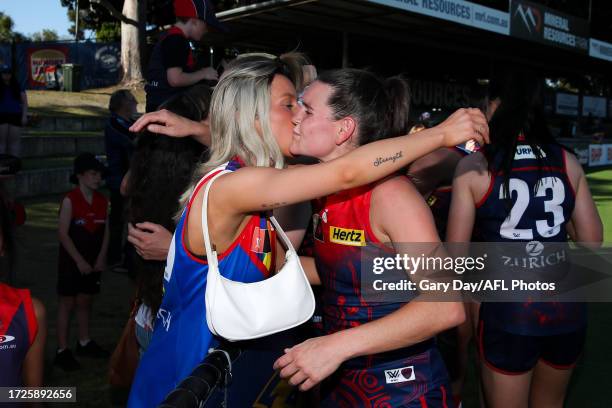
[332, 301, 464, 361]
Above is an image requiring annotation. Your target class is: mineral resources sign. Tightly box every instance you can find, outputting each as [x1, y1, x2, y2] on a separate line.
[27, 46, 68, 87]
[367, 0, 510, 35]
[510, 0, 589, 54]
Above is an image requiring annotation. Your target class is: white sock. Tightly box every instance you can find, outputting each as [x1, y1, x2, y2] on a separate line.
[57, 348, 66, 353]
[79, 339, 91, 347]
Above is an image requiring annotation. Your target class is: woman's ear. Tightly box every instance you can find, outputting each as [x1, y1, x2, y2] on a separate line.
[335, 117, 356, 146]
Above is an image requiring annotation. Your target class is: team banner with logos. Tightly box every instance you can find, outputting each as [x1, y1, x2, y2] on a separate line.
[555, 93, 579, 116]
[582, 96, 607, 119]
[510, 0, 589, 54]
[589, 38, 612, 62]
[588, 144, 611, 167]
[15, 42, 120, 90]
[367, 0, 510, 35]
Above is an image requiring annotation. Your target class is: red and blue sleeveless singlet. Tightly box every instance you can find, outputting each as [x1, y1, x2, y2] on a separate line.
[0, 284, 37, 387]
[58, 188, 108, 272]
[476, 141, 584, 335]
[128, 160, 283, 407]
[314, 180, 450, 407]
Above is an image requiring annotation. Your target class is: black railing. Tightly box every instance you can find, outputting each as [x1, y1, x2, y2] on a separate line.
[158, 345, 241, 408]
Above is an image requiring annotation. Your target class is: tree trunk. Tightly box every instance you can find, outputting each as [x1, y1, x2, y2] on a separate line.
[120, 0, 146, 85]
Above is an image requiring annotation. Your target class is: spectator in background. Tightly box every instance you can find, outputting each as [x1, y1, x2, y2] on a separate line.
[0, 64, 27, 157]
[145, 0, 224, 112]
[0, 164, 46, 388]
[105, 90, 137, 268]
[54, 153, 110, 371]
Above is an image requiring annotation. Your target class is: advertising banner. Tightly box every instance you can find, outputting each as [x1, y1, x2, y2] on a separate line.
[555, 93, 579, 116]
[573, 147, 589, 165]
[589, 144, 607, 167]
[589, 38, 612, 62]
[582, 96, 607, 118]
[367, 0, 510, 35]
[26, 45, 69, 88]
[510, 0, 589, 54]
[16, 42, 120, 90]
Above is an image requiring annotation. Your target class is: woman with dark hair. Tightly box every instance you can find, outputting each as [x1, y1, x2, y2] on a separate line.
[125, 84, 212, 354]
[0, 65, 27, 157]
[274, 69, 465, 407]
[447, 69, 602, 407]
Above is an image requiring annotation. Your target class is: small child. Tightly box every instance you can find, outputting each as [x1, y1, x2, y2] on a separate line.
[144, 0, 224, 112]
[54, 153, 110, 371]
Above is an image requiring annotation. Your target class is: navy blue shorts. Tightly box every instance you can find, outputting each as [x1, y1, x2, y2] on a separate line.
[478, 319, 586, 374]
[320, 348, 453, 408]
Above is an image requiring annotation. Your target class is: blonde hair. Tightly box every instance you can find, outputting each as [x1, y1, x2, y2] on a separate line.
[178, 52, 307, 212]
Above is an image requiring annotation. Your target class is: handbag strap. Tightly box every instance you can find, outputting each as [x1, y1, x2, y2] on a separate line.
[200, 168, 298, 269]
[201, 167, 232, 268]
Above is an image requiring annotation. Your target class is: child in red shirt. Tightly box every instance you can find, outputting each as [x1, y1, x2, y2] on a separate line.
[54, 153, 110, 371]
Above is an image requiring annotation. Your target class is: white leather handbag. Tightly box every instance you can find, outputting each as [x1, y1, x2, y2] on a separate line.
[202, 167, 316, 341]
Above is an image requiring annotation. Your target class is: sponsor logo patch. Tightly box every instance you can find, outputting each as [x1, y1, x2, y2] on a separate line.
[329, 226, 366, 246]
[514, 145, 547, 160]
[384, 366, 416, 384]
[0, 335, 15, 344]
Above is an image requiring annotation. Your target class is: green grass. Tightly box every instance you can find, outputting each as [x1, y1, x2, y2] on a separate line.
[586, 169, 612, 240]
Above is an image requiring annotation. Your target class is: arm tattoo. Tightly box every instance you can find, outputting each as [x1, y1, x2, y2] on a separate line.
[374, 151, 403, 167]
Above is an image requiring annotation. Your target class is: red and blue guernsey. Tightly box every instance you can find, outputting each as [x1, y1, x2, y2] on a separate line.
[0, 283, 38, 387]
[128, 159, 303, 407]
[476, 141, 585, 335]
[314, 181, 451, 408]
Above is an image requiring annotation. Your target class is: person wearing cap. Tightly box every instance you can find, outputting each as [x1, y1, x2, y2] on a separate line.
[54, 153, 110, 371]
[0, 64, 27, 157]
[145, 0, 224, 112]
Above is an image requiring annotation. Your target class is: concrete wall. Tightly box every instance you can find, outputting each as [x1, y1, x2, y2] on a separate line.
[33, 116, 107, 132]
[21, 135, 105, 158]
[15, 168, 72, 198]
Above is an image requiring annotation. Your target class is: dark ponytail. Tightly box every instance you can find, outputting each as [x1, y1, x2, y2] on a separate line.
[317, 69, 411, 146]
[483, 68, 559, 202]
[383, 75, 411, 139]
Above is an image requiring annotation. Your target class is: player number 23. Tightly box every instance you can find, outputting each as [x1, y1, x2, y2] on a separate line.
[500, 177, 565, 240]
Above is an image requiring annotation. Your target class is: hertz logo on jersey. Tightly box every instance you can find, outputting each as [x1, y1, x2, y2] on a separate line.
[329, 226, 366, 246]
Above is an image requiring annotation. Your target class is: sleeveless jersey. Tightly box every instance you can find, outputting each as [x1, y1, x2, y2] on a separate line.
[314, 182, 434, 368]
[0, 284, 38, 387]
[476, 142, 583, 335]
[314, 181, 450, 407]
[58, 188, 108, 271]
[145, 26, 196, 112]
[128, 160, 281, 407]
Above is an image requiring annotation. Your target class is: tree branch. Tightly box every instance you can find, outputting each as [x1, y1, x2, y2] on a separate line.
[90, 0, 139, 26]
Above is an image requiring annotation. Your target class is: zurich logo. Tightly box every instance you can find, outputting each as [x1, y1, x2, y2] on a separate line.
[526, 241, 544, 257]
